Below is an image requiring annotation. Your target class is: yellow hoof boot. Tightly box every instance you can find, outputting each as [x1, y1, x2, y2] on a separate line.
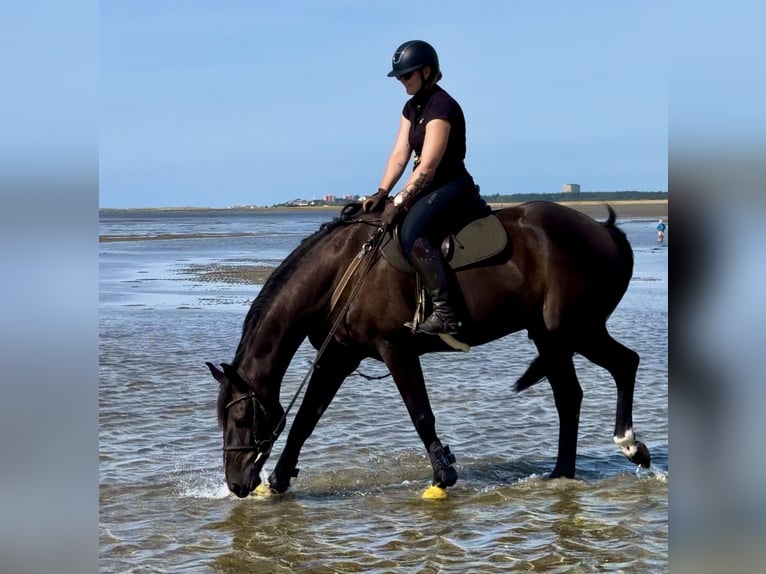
[422, 485, 449, 500]
[253, 483, 272, 496]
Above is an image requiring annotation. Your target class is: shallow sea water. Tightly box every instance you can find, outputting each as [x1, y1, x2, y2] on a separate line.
[99, 209, 668, 573]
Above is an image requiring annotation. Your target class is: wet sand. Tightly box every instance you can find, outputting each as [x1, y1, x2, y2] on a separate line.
[178, 262, 274, 285]
[99, 232, 257, 243]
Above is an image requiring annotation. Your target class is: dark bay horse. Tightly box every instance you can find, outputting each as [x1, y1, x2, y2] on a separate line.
[207, 201, 651, 498]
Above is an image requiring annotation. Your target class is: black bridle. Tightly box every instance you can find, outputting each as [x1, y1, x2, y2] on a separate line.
[221, 391, 275, 459]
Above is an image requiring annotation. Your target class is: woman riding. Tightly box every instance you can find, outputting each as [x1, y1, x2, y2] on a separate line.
[363, 40, 488, 335]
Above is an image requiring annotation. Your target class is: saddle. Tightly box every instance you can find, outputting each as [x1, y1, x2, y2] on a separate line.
[330, 211, 509, 353]
[380, 213, 509, 275]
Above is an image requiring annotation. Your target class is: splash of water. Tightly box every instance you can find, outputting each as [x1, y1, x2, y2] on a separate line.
[649, 464, 668, 482]
[177, 470, 231, 499]
[636, 463, 668, 483]
[259, 468, 270, 488]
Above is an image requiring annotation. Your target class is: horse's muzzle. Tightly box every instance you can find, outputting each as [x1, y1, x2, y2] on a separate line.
[228, 452, 270, 497]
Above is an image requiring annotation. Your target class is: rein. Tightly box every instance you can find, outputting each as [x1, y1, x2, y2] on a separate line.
[244, 224, 387, 457]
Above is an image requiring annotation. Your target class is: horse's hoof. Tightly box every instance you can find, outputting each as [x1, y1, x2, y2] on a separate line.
[422, 485, 449, 500]
[549, 467, 575, 479]
[268, 472, 292, 494]
[436, 466, 458, 488]
[631, 441, 651, 468]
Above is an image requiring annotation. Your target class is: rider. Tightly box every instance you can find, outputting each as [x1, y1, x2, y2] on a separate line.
[363, 40, 488, 335]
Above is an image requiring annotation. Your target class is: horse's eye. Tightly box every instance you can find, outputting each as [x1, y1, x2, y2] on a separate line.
[234, 415, 251, 428]
[231, 403, 250, 425]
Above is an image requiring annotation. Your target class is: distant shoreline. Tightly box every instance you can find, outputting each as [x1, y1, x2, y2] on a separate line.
[100, 199, 667, 220]
[100, 199, 666, 244]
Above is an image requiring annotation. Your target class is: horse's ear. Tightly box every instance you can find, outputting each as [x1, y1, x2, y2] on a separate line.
[221, 363, 250, 392]
[206, 362, 226, 384]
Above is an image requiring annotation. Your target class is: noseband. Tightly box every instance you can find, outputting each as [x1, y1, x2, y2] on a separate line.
[221, 391, 274, 457]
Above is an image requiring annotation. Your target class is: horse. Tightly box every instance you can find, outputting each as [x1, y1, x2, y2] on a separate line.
[206, 200, 651, 498]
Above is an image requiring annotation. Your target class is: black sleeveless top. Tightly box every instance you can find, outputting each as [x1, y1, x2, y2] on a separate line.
[402, 85, 469, 187]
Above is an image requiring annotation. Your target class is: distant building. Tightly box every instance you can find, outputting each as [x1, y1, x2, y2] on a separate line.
[562, 183, 581, 194]
[324, 194, 336, 202]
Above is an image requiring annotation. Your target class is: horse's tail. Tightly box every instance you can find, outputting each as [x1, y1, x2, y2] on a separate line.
[602, 204, 634, 301]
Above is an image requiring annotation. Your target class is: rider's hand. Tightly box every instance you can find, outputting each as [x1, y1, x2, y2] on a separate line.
[393, 186, 415, 209]
[380, 200, 401, 228]
[362, 188, 388, 213]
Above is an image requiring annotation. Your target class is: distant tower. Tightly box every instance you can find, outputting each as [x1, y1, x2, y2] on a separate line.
[562, 183, 581, 194]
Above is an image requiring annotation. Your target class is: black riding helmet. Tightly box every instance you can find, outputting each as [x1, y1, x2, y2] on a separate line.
[387, 40, 440, 79]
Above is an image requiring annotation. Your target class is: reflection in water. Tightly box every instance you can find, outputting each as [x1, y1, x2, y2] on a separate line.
[209, 500, 311, 573]
[202, 473, 667, 573]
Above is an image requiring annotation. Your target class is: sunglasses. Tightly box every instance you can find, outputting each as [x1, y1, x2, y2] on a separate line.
[397, 70, 416, 81]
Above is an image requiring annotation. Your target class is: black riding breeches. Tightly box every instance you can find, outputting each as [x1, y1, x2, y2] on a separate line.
[399, 173, 487, 257]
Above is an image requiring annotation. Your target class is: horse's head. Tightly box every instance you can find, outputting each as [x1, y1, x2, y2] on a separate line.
[206, 362, 285, 497]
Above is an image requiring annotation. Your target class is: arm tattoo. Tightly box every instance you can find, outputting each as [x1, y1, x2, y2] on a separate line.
[408, 171, 431, 195]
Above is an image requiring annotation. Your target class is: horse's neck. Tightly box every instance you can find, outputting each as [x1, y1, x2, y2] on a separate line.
[236, 223, 363, 389]
[237, 269, 325, 387]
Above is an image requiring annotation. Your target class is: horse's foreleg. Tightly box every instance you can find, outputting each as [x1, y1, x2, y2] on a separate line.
[268, 345, 360, 493]
[380, 345, 458, 488]
[536, 339, 582, 478]
[579, 329, 651, 469]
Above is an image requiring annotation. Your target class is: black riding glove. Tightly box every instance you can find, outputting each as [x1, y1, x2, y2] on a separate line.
[380, 200, 402, 228]
[362, 188, 388, 213]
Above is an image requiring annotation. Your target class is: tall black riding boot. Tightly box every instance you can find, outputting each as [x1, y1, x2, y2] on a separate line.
[410, 238, 460, 335]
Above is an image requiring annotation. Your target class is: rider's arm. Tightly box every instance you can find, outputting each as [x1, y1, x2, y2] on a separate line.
[393, 118, 450, 207]
[378, 114, 413, 194]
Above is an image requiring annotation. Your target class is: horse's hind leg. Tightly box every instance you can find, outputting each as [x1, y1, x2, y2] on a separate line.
[578, 328, 651, 468]
[535, 338, 583, 478]
[379, 345, 458, 489]
[268, 344, 361, 493]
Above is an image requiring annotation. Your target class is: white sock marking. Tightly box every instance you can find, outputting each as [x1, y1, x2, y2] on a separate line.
[614, 428, 638, 458]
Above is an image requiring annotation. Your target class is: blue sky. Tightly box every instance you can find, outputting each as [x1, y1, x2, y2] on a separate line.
[100, 1, 667, 208]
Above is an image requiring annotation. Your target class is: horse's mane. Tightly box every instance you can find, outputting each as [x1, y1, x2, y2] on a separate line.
[231, 202, 364, 365]
[216, 203, 365, 425]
